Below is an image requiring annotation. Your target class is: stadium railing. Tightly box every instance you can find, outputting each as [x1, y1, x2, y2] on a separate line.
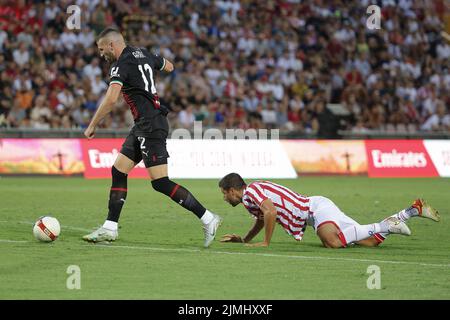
[0, 128, 314, 139]
[0, 128, 449, 139]
[338, 130, 450, 140]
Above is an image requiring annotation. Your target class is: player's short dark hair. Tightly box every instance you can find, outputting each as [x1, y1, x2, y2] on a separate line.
[219, 173, 246, 191]
[96, 27, 121, 43]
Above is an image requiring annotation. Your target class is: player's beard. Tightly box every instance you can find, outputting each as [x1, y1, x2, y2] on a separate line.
[104, 51, 116, 62]
[229, 199, 240, 207]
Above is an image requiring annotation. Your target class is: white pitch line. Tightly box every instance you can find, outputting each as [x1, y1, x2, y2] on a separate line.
[60, 225, 93, 232]
[21, 221, 92, 233]
[0, 220, 92, 232]
[2, 220, 450, 269]
[86, 243, 450, 269]
[0, 239, 29, 243]
[1, 238, 449, 268]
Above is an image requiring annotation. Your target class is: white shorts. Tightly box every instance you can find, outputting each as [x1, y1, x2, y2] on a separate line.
[308, 196, 360, 233]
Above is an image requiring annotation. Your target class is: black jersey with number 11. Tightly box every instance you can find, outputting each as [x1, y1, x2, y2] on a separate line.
[109, 46, 167, 121]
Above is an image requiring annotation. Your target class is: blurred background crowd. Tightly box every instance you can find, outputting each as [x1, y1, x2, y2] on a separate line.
[0, 0, 449, 137]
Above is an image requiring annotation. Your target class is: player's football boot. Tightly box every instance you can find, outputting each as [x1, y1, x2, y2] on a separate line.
[411, 198, 440, 222]
[82, 227, 118, 243]
[203, 214, 222, 248]
[385, 217, 411, 236]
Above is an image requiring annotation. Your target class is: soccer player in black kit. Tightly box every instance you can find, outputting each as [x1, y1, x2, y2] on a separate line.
[82, 28, 221, 247]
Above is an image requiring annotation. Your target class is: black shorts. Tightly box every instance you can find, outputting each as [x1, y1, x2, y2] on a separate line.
[120, 115, 170, 168]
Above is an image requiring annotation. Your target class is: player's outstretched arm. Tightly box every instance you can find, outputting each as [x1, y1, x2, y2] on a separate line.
[220, 219, 264, 243]
[245, 199, 277, 247]
[243, 219, 264, 243]
[161, 58, 174, 73]
[84, 83, 122, 139]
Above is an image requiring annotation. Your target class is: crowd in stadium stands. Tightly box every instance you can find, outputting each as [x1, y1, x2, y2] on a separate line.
[0, 0, 449, 137]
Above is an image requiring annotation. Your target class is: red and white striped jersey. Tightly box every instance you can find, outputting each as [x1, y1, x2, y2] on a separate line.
[242, 181, 311, 241]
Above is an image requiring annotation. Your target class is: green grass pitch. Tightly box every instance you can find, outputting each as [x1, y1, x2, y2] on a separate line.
[0, 176, 449, 299]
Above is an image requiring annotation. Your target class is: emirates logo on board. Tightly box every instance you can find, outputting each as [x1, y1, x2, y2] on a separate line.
[371, 149, 427, 168]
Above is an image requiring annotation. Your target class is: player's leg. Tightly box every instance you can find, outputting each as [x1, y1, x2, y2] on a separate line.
[103, 153, 136, 229]
[355, 238, 381, 247]
[339, 215, 412, 247]
[83, 132, 141, 243]
[311, 196, 355, 248]
[316, 222, 380, 248]
[316, 222, 346, 248]
[142, 137, 221, 247]
[311, 196, 410, 248]
[148, 163, 210, 221]
[373, 198, 440, 244]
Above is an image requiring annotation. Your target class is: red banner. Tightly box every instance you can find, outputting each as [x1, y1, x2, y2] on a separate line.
[365, 140, 438, 177]
[80, 139, 148, 179]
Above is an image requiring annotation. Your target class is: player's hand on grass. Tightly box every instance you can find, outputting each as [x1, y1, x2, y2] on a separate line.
[84, 126, 96, 139]
[244, 242, 269, 247]
[220, 234, 243, 243]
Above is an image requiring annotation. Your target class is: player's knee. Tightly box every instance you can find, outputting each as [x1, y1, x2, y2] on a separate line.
[326, 241, 343, 249]
[151, 177, 173, 194]
[111, 166, 128, 185]
[323, 237, 344, 249]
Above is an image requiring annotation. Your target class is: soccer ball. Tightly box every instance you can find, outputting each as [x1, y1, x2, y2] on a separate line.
[33, 216, 61, 242]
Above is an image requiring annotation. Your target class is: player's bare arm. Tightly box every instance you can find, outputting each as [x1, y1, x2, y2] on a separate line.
[243, 219, 264, 243]
[245, 199, 277, 247]
[84, 83, 122, 139]
[162, 58, 174, 72]
[221, 218, 264, 243]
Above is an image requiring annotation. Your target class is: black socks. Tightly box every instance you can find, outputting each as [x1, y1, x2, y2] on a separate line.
[151, 177, 206, 219]
[107, 166, 128, 222]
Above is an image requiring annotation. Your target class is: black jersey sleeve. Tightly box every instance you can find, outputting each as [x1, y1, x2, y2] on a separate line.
[109, 60, 129, 86]
[142, 48, 166, 71]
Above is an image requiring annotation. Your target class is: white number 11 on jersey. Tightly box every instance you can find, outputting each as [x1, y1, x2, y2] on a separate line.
[138, 64, 157, 94]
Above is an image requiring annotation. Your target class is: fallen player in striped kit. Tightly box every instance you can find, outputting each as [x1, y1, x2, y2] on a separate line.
[218, 173, 440, 248]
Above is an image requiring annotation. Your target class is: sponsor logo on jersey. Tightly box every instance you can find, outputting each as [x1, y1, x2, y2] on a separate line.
[110, 67, 120, 78]
[132, 50, 145, 59]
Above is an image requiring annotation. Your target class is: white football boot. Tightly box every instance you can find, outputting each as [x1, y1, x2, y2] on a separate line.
[82, 226, 118, 243]
[412, 198, 440, 222]
[385, 217, 411, 236]
[203, 214, 222, 248]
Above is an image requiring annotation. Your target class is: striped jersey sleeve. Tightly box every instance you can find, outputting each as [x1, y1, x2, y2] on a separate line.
[244, 182, 269, 206]
[243, 181, 311, 241]
[242, 182, 267, 220]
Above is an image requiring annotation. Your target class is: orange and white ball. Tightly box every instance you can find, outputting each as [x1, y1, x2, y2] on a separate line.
[33, 216, 60, 242]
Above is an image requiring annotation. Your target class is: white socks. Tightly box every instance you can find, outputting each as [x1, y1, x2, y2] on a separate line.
[393, 207, 419, 222]
[103, 220, 118, 231]
[102, 211, 216, 232]
[200, 210, 214, 224]
[341, 223, 388, 244]
[377, 206, 419, 240]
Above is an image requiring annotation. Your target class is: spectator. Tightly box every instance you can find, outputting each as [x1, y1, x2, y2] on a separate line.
[243, 89, 259, 113]
[261, 101, 278, 129]
[12, 42, 30, 68]
[0, 0, 447, 136]
[421, 102, 450, 131]
[178, 105, 196, 128]
[83, 58, 102, 82]
[90, 75, 107, 96]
